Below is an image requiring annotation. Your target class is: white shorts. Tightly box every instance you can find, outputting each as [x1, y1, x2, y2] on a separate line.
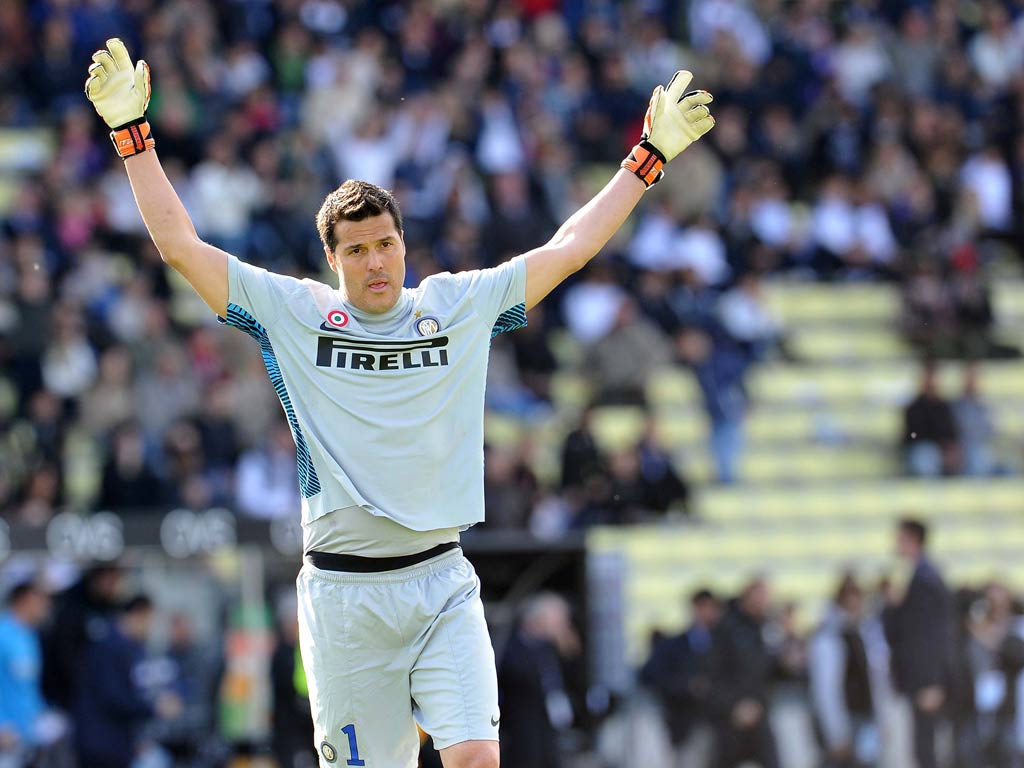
[296, 548, 500, 767]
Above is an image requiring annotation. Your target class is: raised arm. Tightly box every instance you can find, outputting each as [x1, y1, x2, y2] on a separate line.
[85, 39, 228, 316]
[522, 70, 715, 311]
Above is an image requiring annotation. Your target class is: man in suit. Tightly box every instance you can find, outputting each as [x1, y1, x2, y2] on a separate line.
[498, 593, 580, 768]
[641, 589, 720, 765]
[883, 518, 956, 768]
[708, 578, 780, 768]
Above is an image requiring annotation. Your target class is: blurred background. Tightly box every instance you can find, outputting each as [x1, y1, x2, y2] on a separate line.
[1, 0, 1024, 766]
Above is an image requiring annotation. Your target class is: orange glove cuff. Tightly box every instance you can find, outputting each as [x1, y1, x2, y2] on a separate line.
[109, 118, 155, 158]
[621, 140, 665, 188]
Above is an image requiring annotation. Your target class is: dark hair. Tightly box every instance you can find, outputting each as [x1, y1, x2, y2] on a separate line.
[834, 573, 862, 605]
[121, 594, 153, 615]
[899, 517, 928, 547]
[316, 180, 404, 253]
[691, 588, 716, 605]
[6, 581, 40, 606]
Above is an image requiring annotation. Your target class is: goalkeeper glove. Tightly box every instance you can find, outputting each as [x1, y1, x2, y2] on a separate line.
[84, 38, 155, 159]
[622, 70, 715, 188]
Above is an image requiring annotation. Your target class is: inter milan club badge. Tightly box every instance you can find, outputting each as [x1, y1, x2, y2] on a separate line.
[320, 741, 337, 763]
[326, 309, 349, 329]
[415, 315, 441, 336]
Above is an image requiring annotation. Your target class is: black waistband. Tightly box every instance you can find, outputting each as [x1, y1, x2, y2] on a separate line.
[306, 542, 460, 573]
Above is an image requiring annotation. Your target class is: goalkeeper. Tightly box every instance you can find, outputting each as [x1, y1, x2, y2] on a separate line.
[85, 38, 713, 768]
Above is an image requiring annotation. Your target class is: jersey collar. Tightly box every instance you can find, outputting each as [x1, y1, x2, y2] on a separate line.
[344, 289, 413, 330]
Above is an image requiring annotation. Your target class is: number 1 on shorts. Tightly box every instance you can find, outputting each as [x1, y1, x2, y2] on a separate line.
[341, 724, 365, 766]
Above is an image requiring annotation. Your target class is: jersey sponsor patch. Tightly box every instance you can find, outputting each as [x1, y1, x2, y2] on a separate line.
[315, 334, 450, 371]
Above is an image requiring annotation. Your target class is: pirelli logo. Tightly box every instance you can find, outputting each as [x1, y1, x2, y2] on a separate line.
[315, 335, 450, 371]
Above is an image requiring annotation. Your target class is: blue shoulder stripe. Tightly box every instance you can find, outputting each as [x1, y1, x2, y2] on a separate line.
[221, 304, 322, 499]
[491, 302, 527, 338]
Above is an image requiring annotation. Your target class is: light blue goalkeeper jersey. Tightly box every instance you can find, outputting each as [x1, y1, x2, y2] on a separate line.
[219, 254, 527, 533]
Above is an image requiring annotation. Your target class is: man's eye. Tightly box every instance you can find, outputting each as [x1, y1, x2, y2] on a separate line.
[381, 241, 392, 249]
[350, 247, 362, 255]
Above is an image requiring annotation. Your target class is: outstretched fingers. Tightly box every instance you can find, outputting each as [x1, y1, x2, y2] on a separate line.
[107, 38, 133, 71]
[91, 49, 116, 76]
[665, 70, 694, 102]
[679, 89, 714, 109]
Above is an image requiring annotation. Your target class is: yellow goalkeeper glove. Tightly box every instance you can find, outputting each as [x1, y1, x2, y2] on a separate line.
[84, 38, 155, 159]
[622, 70, 715, 187]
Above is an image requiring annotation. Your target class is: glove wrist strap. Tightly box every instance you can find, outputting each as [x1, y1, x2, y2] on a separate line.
[110, 117, 155, 158]
[621, 140, 665, 188]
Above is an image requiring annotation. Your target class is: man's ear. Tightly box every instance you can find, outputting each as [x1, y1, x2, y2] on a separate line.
[324, 245, 336, 271]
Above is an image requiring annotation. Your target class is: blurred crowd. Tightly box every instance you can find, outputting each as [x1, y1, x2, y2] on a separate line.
[1, 515, 1022, 768]
[615, 520, 1024, 768]
[4, 0, 1024, 524]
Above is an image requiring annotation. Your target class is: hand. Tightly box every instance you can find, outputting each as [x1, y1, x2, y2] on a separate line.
[644, 70, 715, 162]
[731, 698, 763, 729]
[621, 70, 714, 187]
[84, 38, 151, 129]
[915, 686, 945, 713]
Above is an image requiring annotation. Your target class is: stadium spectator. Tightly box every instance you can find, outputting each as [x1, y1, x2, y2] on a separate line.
[72, 594, 182, 768]
[952, 364, 997, 477]
[709, 577, 781, 768]
[482, 444, 539, 530]
[635, 417, 690, 516]
[808, 574, 889, 768]
[97, 421, 162, 512]
[883, 518, 956, 768]
[901, 364, 960, 477]
[640, 588, 720, 766]
[582, 298, 672, 405]
[498, 593, 580, 768]
[42, 563, 124, 711]
[0, 581, 55, 766]
[677, 326, 751, 484]
[153, 613, 224, 765]
[955, 581, 1024, 767]
[559, 405, 604, 498]
[234, 418, 300, 520]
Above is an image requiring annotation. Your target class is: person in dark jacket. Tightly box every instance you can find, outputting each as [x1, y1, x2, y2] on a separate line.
[902, 365, 960, 477]
[498, 593, 580, 768]
[708, 577, 780, 768]
[72, 594, 180, 768]
[640, 588, 720, 764]
[42, 563, 124, 710]
[883, 518, 956, 768]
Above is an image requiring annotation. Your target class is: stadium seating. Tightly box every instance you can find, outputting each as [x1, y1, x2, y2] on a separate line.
[515, 278, 1024, 663]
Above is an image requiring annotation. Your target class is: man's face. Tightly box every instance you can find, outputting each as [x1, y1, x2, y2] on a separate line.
[325, 213, 406, 314]
[896, 528, 919, 560]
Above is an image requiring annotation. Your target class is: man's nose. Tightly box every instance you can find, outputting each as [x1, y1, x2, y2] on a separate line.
[367, 247, 385, 270]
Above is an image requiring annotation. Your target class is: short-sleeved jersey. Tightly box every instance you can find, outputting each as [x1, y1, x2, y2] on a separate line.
[219, 254, 527, 533]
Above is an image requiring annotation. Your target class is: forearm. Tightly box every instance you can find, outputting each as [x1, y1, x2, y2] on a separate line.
[547, 170, 646, 270]
[123, 150, 201, 263]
